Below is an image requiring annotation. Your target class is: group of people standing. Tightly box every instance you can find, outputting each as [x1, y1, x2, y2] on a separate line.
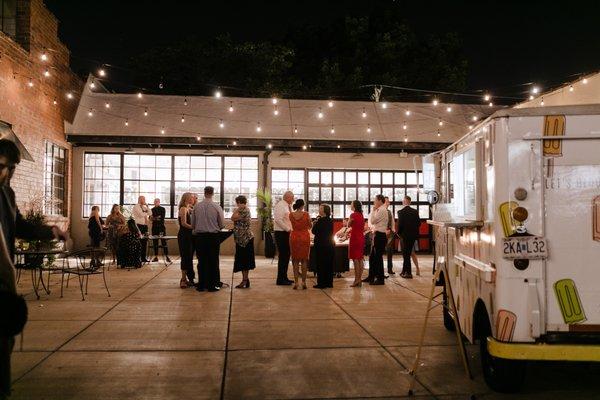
[87, 197, 171, 269]
[273, 190, 422, 290]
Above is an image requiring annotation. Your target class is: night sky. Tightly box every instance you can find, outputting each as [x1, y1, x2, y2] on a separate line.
[45, 0, 600, 98]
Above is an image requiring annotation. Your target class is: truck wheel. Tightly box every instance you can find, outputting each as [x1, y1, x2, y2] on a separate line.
[442, 282, 455, 331]
[479, 334, 526, 392]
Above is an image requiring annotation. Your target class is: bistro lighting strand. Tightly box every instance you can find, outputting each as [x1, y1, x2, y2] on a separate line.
[229, 101, 234, 112]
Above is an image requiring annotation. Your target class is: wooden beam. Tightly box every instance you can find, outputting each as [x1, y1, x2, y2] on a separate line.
[67, 135, 449, 154]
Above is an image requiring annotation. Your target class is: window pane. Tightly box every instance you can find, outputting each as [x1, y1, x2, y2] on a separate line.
[333, 204, 344, 219]
[382, 187, 393, 199]
[333, 187, 344, 201]
[308, 171, 319, 183]
[345, 172, 356, 184]
[308, 204, 319, 218]
[346, 187, 356, 201]
[272, 169, 287, 182]
[289, 170, 304, 182]
[321, 171, 332, 185]
[308, 187, 319, 201]
[406, 188, 418, 202]
[394, 187, 405, 201]
[407, 172, 417, 185]
[358, 172, 369, 184]
[370, 172, 381, 185]
[395, 173, 405, 185]
[321, 187, 332, 201]
[382, 172, 393, 184]
[419, 205, 430, 219]
[358, 187, 369, 201]
[333, 171, 344, 184]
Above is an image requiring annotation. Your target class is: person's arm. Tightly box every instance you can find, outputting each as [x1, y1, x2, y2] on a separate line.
[311, 218, 320, 235]
[0, 222, 16, 294]
[396, 211, 403, 235]
[231, 208, 241, 222]
[190, 207, 196, 230]
[15, 208, 54, 241]
[179, 207, 193, 229]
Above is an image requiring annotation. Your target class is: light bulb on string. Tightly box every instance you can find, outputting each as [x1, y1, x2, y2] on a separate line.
[228, 102, 234, 112]
[181, 114, 185, 123]
[317, 108, 324, 119]
[267, 143, 273, 149]
[214, 89, 222, 98]
[104, 102, 110, 109]
[438, 120, 444, 126]
[144, 108, 148, 116]
[40, 52, 48, 61]
[330, 125, 335, 134]
[328, 100, 334, 108]
[256, 122, 262, 132]
[196, 136, 201, 141]
[66, 92, 74, 99]
[370, 141, 376, 147]
[531, 86, 540, 94]
[337, 145, 341, 149]
[273, 106, 279, 116]
[302, 144, 307, 150]
[27, 79, 34, 88]
[219, 119, 225, 129]
[381, 102, 388, 109]
[184, 98, 188, 106]
[125, 119, 129, 127]
[137, 92, 143, 99]
[52, 98, 57, 105]
[529, 95, 534, 100]
[468, 125, 473, 130]
[484, 94, 491, 102]
[583, 78, 588, 84]
[87, 108, 93, 117]
[98, 69, 106, 77]
[89, 80, 96, 89]
[43, 69, 50, 78]
[540, 98, 545, 106]
[160, 127, 165, 134]
[437, 129, 441, 137]
[472, 116, 478, 121]
[403, 122, 408, 130]
[272, 97, 278, 105]
[488, 102, 493, 107]
[446, 106, 452, 113]
[432, 98, 439, 106]
[294, 125, 298, 134]
[405, 110, 411, 116]
[232, 140, 237, 146]
[569, 85, 574, 92]
[404, 135, 408, 142]
[366, 125, 372, 133]
[361, 108, 367, 118]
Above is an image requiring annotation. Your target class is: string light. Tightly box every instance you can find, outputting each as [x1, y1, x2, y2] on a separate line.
[98, 69, 106, 77]
[488, 102, 493, 107]
[381, 102, 388, 109]
[89, 80, 96, 89]
[540, 98, 545, 106]
[160, 127, 165, 134]
[137, 92, 143, 98]
[446, 106, 452, 113]
[582, 78, 588, 84]
[529, 95, 534, 100]
[267, 143, 273, 149]
[302, 144, 307, 150]
[104, 102, 110, 109]
[144, 108, 148, 116]
[437, 130, 441, 137]
[52, 98, 57, 105]
[438, 120, 444, 126]
[27, 79, 34, 88]
[484, 94, 491, 102]
[472, 116, 478, 121]
[569, 85, 574, 92]
[370, 141, 376, 147]
[405, 110, 411, 116]
[330, 125, 335, 134]
[124, 119, 129, 127]
[531, 86, 540, 94]
[66, 92, 74, 99]
[87, 108, 93, 117]
[468, 125, 473, 130]
[43, 69, 50, 78]
[317, 107, 324, 119]
[232, 140, 237, 146]
[294, 125, 298, 134]
[432, 98, 439, 106]
[337, 145, 341, 149]
[366, 125, 371, 133]
[404, 135, 408, 142]
[361, 108, 367, 118]
[184, 98, 188, 106]
[40, 52, 48, 61]
[272, 97, 278, 105]
[328, 100, 334, 108]
[214, 89, 222, 98]
[256, 122, 262, 132]
[403, 122, 408, 130]
[273, 106, 279, 116]
[181, 114, 185, 123]
[219, 119, 225, 129]
[229, 101, 234, 112]
[196, 136, 201, 141]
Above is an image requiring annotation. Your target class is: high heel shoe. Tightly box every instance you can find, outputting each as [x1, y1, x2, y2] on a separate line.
[350, 281, 362, 287]
[235, 280, 250, 289]
[302, 282, 307, 290]
[293, 283, 298, 290]
[180, 278, 189, 289]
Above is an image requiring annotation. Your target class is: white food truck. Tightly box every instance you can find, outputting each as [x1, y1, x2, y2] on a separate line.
[424, 104, 600, 392]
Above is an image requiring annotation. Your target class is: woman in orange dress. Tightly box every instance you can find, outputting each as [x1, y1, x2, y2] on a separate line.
[289, 199, 312, 289]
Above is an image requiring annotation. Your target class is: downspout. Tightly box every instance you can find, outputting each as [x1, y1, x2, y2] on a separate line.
[260, 150, 271, 239]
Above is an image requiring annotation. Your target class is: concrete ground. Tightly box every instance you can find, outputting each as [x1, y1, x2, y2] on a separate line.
[9, 255, 600, 399]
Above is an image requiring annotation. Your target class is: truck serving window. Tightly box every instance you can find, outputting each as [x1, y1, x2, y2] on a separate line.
[452, 146, 478, 220]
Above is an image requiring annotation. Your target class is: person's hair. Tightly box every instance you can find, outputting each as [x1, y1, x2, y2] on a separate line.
[0, 139, 21, 165]
[352, 200, 363, 213]
[375, 194, 385, 203]
[90, 205, 99, 216]
[292, 199, 305, 211]
[127, 218, 139, 234]
[235, 195, 247, 205]
[204, 186, 214, 196]
[404, 195, 412, 203]
[178, 192, 193, 208]
[110, 204, 120, 215]
[321, 204, 331, 217]
[384, 196, 389, 201]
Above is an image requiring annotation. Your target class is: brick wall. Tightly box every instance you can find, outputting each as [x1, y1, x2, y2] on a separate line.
[0, 0, 82, 230]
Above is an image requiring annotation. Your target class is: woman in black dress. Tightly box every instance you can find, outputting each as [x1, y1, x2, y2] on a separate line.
[88, 206, 104, 247]
[177, 192, 195, 288]
[312, 204, 335, 288]
[118, 219, 142, 269]
[232, 195, 255, 288]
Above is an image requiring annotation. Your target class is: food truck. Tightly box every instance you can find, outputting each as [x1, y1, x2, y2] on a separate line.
[423, 104, 600, 392]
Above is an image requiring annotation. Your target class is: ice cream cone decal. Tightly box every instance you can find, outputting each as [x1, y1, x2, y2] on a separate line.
[495, 310, 517, 342]
[554, 279, 586, 324]
[499, 201, 518, 237]
[543, 115, 565, 157]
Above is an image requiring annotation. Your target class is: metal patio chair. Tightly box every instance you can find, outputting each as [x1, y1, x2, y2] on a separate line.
[60, 247, 111, 301]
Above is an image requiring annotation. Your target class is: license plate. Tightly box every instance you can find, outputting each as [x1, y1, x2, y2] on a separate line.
[502, 236, 548, 259]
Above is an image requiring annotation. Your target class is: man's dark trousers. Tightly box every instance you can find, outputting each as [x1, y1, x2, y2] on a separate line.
[369, 231, 387, 282]
[274, 231, 291, 283]
[195, 233, 220, 289]
[401, 237, 416, 276]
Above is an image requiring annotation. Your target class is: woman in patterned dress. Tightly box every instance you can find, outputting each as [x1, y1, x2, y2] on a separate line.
[289, 199, 312, 290]
[106, 204, 126, 265]
[232, 195, 255, 289]
[117, 219, 142, 269]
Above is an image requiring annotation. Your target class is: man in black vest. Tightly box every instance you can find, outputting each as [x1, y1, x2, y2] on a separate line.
[396, 195, 421, 279]
[151, 198, 170, 263]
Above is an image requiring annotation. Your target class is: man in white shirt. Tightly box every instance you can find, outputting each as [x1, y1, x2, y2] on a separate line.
[366, 194, 388, 285]
[132, 195, 151, 263]
[273, 191, 294, 285]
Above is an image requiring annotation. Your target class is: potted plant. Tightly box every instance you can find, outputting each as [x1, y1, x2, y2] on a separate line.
[18, 196, 58, 267]
[257, 188, 276, 258]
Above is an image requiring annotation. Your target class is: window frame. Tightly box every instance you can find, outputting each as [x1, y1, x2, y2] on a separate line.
[44, 141, 67, 217]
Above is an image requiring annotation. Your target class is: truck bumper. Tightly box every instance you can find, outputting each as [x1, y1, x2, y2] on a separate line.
[487, 337, 600, 362]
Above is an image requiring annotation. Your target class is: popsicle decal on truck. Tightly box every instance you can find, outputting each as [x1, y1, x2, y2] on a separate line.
[499, 201, 519, 237]
[543, 115, 565, 157]
[554, 279, 586, 324]
[594, 196, 600, 242]
[495, 310, 517, 341]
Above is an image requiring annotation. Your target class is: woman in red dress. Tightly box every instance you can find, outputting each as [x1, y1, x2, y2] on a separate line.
[348, 200, 366, 287]
[289, 199, 312, 289]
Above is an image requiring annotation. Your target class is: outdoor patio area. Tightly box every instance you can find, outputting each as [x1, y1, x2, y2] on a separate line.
[9, 256, 600, 400]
